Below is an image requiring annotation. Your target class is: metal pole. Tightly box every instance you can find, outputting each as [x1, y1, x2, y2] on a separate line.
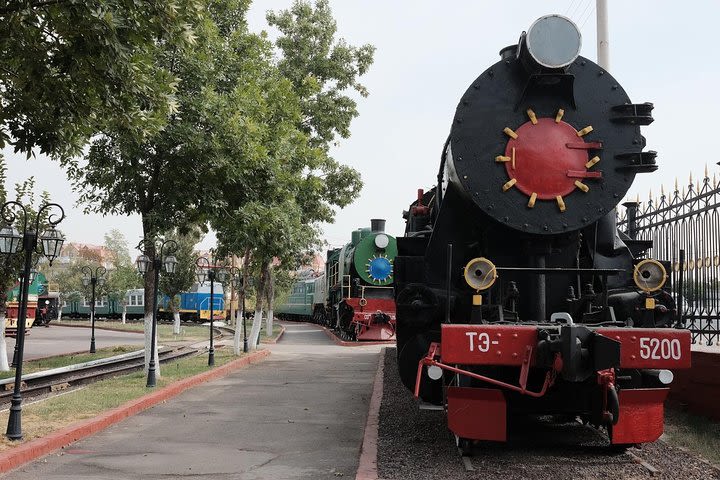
[6, 233, 34, 440]
[147, 261, 160, 388]
[10, 275, 24, 368]
[208, 272, 215, 366]
[596, 0, 610, 70]
[90, 277, 96, 353]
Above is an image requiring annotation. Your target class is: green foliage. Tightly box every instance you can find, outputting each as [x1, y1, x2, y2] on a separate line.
[217, 0, 371, 285]
[266, 0, 375, 147]
[48, 262, 83, 304]
[68, 0, 275, 237]
[0, 0, 202, 159]
[158, 228, 200, 311]
[103, 229, 132, 267]
[107, 265, 141, 305]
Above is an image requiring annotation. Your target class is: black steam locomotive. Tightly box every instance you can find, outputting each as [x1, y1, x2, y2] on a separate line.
[394, 15, 690, 448]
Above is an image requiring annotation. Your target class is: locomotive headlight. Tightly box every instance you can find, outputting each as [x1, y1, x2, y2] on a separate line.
[633, 259, 667, 293]
[463, 257, 497, 291]
[374, 233, 389, 249]
[525, 15, 582, 69]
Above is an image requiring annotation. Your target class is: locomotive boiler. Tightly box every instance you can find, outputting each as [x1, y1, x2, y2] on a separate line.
[394, 15, 690, 448]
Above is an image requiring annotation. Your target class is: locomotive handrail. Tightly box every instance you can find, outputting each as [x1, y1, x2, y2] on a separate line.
[495, 267, 622, 275]
[342, 274, 351, 299]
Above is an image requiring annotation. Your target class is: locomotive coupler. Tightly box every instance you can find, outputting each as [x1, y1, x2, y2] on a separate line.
[597, 368, 619, 425]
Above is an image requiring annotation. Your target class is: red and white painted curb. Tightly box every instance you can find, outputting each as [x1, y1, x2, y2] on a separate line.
[356, 347, 386, 480]
[0, 349, 270, 475]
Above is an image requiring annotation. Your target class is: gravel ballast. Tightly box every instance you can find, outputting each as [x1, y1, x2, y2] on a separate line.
[378, 347, 720, 480]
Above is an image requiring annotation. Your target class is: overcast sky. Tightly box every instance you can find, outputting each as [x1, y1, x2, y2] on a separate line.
[3, 0, 719, 255]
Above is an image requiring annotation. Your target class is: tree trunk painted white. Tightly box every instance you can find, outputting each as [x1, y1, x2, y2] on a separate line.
[121, 303, 127, 324]
[57, 308, 63, 321]
[0, 313, 9, 371]
[248, 309, 263, 350]
[233, 308, 243, 355]
[143, 313, 160, 377]
[173, 311, 181, 335]
[265, 308, 273, 336]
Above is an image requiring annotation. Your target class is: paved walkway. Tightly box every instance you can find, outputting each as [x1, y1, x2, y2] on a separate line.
[3, 323, 383, 479]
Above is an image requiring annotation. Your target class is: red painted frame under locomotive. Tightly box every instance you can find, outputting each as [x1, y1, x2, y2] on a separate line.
[414, 324, 691, 445]
[343, 297, 396, 341]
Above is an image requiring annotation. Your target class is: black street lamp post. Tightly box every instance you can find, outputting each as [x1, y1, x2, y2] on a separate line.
[196, 255, 227, 366]
[10, 266, 38, 368]
[136, 239, 177, 388]
[0, 202, 65, 440]
[82, 266, 107, 353]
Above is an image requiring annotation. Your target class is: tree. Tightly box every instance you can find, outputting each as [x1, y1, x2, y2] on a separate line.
[107, 265, 140, 324]
[68, 0, 274, 373]
[103, 229, 139, 323]
[0, 0, 201, 159]
[104, 229, 132, 267]
[218, 0, 372, 346]
[158, 229, 199, 334]
[50, 261, 84, 321]
[266, 0, 375, 149]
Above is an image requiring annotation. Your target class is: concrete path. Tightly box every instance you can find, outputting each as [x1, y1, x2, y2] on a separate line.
[3, 323, 383, 479]
[6, 325, 146, 362]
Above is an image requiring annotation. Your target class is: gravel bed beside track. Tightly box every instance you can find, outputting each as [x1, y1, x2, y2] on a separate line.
[378, 347, 720, 480]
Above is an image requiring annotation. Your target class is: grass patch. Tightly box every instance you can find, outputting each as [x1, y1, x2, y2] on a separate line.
[664, 407, 720, 466]
[0, 347, 248, 452]
[57, 319, 283, 343]
[0, 345, 137, 380]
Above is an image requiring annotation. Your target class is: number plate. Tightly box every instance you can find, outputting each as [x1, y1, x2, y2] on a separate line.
[440, 325, 538, 365]
[596, 328, 691, 369]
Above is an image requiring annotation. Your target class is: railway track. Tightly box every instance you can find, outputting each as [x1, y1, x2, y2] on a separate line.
[0, 346, 199, 406]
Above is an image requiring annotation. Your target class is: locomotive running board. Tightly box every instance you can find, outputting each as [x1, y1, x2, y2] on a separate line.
[418, 401, 444, 411]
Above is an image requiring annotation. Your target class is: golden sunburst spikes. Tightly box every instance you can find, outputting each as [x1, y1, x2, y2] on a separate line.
[576, 126, 593, 137]
[574, 180, 589, 193]
[526, 109, 538, 125]
[495, 155, 511, 163]
[527, 192, 537, 208]
[556, 196, 566, 212]
[503, 127, 518, 139]
[585, 156, 600, 168]
[502, 178, 517, 192]
[555, 109, 564, 123]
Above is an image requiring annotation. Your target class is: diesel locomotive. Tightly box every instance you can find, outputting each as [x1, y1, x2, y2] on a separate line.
[394, 15, 690, 448]
[277, 219, 397, 341]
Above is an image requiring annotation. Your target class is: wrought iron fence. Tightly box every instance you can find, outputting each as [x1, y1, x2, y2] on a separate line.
[617, 168, 720, 345]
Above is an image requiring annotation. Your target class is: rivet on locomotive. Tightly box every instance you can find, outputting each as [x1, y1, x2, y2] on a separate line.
[394, 15, 691, 448]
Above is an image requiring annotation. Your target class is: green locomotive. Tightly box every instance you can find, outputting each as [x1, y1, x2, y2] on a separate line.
[277, 219, 398, 341]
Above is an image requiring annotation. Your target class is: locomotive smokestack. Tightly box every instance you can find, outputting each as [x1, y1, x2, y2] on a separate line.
[518, 14, 582, 72]
[370, 219, 386, 233]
